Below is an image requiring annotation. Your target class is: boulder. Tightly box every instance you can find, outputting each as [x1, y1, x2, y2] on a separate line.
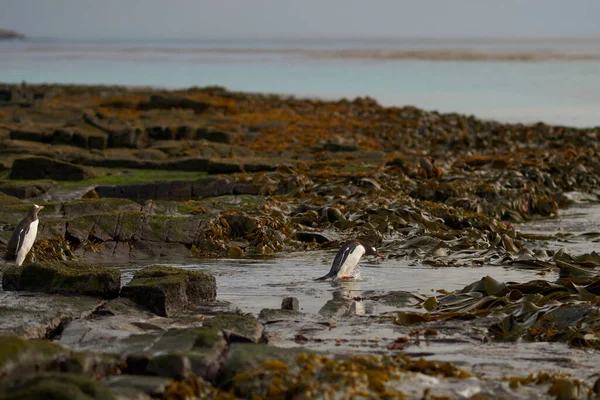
[120, 266, 216, 317]
[10, 156, 94, 181]
[2, 262, 121, 299]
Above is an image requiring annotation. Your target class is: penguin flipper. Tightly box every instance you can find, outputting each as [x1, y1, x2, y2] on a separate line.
[314, 273, 333, 281]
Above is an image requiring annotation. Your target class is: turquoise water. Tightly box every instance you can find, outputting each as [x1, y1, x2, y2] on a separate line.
[1, 37, 600, 127]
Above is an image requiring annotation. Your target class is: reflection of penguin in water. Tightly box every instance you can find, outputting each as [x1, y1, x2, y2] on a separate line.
[315, 239, 383, 281]
[7, 204, 44, 266]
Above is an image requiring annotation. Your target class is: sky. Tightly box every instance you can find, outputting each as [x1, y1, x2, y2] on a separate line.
[1, 0, 600, 39]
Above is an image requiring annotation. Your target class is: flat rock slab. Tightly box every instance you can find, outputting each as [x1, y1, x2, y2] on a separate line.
[0, 291, 104, 339]
[2, 262, 121, 299]
[10, 156, 95, 181]
[121, 266, 216, 317]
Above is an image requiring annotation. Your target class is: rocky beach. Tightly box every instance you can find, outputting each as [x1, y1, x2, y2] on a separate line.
[1, 83, 600, 399]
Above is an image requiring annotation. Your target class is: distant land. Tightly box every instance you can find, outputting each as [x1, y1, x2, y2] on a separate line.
[0, 29, 25, 40]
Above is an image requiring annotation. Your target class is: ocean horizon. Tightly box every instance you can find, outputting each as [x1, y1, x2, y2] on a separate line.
[1, 36, 599, 128]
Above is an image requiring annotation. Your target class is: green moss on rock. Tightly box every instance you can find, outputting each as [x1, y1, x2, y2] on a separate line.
[1, 262, 121, 299]
[202, 314, 264, 344]
[121, 266, 216, 317]
[0, 336, 65, 371]
[62, 198, 141, 219]
[0, 372, 115, 400]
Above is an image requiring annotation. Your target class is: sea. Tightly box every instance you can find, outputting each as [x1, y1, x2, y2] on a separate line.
[1, 36, 600, 128]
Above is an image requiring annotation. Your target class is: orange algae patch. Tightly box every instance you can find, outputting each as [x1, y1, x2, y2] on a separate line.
[230, 352, 473, 398]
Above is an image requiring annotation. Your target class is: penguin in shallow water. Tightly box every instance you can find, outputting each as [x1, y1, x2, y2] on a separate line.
[315, 239, 383, 281]
[7, 204, 44, 266]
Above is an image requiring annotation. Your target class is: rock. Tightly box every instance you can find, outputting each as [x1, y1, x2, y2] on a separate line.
[83, 112, 148, 149]
[321, 207, 345, 223]
[10, 156, 94, 181]
[202, 313, 264, 344]
[2, 262, 121, 299]
[95, 181, 195, 202]
[323, 135, 360, 152]
[104, 375, 169, 399]
[281, 297, 299, 311]
[196, 128, 239, 144]
[192, 177, 235, 199]
[0, 29, 25, 40]
[258, 308, 303, 322]
[0, 182, 52, 199]
[222, 214, 256, 238]
[62, 198, 141, 219]
[0, 336, 67, 377]
[120, 266, 216, 317]
[52, 352, 121, 378]
[206, 158, 281, 174]
[9, 127, 49, 143]
[137, 95, 210, 112]
[133, 326, 227, 382]
[296, 231, 332, 244]
[0, 372, 116, 400]
[318, 291, 358, 320]
[0, 291, 104, 339]
[145, 354, 192, 380]
[216, 344, 307, 389]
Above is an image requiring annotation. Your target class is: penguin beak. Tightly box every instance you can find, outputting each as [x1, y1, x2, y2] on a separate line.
[376, 252, 384, 261]
[39, 205, 45, 210]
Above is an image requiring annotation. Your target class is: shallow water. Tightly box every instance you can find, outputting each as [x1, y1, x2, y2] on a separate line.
[121, 202, 600, 317]
[123, 252, 547, 316]
[516, 201, 600, 253]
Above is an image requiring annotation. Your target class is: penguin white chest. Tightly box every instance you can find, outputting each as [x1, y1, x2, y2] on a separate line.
[16, 219, 39, 266]
[337, 245, 365, 278]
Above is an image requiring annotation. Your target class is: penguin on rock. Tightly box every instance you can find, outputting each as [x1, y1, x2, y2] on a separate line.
[6, 204, 44, 267]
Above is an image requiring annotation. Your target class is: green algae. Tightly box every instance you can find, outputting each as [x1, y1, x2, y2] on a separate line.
[0, 336, 65, 370]
[2, 262, 120, 299]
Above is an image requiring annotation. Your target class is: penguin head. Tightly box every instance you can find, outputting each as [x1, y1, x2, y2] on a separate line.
[364, 244, 384, 260]
[28, 204, 44, 218]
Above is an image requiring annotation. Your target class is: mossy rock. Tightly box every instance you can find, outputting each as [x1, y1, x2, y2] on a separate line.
[0, 372, 115, 400]
[0, 336, 66, 376]
[114, 211, 146, 241]
[133, 327, 226, 382]
[62, 198, 141, 219]
[202, 314, 264, 344]
[0, 193, 22, 207]
[216, 343, 308, 389]
[120, 266, 216, 317]
[1, 262, 121, 299]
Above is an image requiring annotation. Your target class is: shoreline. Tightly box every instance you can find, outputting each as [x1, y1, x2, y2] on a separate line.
[2, 81, 598, 129]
